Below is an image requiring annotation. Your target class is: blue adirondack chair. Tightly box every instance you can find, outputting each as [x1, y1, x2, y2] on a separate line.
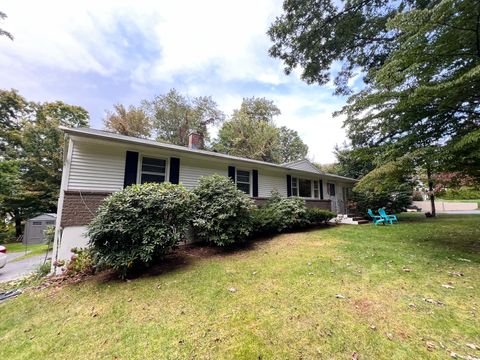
[378, 208, 398, 224]
[367, 209, 385, 225]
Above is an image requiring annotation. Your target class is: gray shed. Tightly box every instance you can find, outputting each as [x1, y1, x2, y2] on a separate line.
[23, 213, 57, 245]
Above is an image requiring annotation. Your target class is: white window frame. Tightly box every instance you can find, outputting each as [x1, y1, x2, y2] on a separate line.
[236, 169, 251, 195]
[313, 180, 319, 199]
[137, 154, 169, 184]
[291, 177, 298, 197]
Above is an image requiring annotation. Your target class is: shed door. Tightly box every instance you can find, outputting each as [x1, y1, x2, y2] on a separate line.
[29, 221, 44, 243]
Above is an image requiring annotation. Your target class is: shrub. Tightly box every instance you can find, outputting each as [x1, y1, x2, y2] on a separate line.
[252, 193, 310, 234]
[64, 248, 95, 277]
[88, 182, 193, 278]
[191, 174, 255, 246]
[305, 208, 336, 225]
[437, 187, 480, 200]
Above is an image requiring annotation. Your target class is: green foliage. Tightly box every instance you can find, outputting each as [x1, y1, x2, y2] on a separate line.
[36, 260, 52, 278]
[0, 89, 89, 235]
[142, 88, 225, 147]
[353, 189, 412, 216]
[64, 248, 95, 277]
[0, 11, 13, 40]
[191, 174, 255, 246]
[276, 126, 308, 163]
[88, 183, 193, 278]
[305, 208, 336, 225]
[252, 193, 310, 234]
[104, 104, 151, 138]
[438, 188, 480, 200]
[213, 97, 308, 164]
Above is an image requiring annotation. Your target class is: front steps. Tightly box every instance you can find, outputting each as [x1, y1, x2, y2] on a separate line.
[334, 214, 369, 225]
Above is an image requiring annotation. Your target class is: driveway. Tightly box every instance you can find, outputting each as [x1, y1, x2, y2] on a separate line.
[0, 252, 51, 283]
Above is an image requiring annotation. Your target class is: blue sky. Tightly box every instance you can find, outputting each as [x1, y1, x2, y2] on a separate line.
[0, 0, 353, 163]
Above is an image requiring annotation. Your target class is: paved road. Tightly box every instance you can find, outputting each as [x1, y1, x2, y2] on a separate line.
[0, 252, 51, 283]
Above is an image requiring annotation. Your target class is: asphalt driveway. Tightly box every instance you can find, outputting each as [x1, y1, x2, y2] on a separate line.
[0, 252, 50, 283]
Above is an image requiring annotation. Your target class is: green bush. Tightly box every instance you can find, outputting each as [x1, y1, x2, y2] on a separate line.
[252, 193, 310, 234]
[88, 182, 193, 278]
[352, 188, 412, 216]
[305, 208, 336, 225]
[438, 187, 480, 200]
[191, 174, 255, 246]
[64, 248, 95, 277]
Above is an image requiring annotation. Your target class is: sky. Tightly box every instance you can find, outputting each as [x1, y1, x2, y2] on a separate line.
[0, 0, 353, 164]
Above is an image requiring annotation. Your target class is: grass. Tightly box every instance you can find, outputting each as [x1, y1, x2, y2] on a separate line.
[3, 243, 49, 261]
[1, 214, 479, 359]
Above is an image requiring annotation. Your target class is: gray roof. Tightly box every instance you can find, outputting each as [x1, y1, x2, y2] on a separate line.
[60, 126, 357, 182]
[29, 213, 57, 221]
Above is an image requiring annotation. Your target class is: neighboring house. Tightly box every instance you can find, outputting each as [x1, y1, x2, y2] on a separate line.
[52, 127, 356, 266]
[24, 213, 56, 245]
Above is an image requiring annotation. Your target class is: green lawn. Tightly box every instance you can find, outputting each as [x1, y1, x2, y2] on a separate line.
[1, 214, 479, 359]
[3, 243, 49, 261]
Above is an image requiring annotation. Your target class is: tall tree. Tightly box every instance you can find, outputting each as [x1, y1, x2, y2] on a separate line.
[276, 126, 308, 163]
[104, 104, 151, 138]
[0, 11, 13, 40]
[142, 89, 225, 148]
[213, 97, 309, 163]
[0, 90, 89, 236]
[270, 0, 480, 216]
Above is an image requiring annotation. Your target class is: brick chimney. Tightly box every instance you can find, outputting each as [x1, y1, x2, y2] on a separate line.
[188, 131, 203, 150]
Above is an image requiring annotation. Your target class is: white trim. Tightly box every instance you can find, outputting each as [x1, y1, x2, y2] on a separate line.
[137, 154, 169, 184]
[236, 168, 251, 196]
[52, 136, 74, 274]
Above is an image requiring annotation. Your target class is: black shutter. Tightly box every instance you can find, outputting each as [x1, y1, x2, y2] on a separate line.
[319, 179, 324, 199]
[228, 166, 236, 182]
[286, 175, 292, 197]
[252, 170, 258, 197]
[123, 151, 139, 188]
[169, 157, 180, 184]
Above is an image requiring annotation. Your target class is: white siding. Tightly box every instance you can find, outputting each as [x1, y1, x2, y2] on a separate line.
[285, 160, 322, 174]
[179, 158, 227, 189]
[259, 172, 287, 197]
[67, 141, 125, 191]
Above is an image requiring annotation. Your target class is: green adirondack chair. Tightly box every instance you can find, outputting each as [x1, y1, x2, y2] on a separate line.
[378, 208, 398, 224]
[367, 209, 385, 225]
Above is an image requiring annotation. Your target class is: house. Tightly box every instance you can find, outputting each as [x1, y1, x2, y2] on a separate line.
[52, 126, 356, 266]
[23, 213, 56, 245]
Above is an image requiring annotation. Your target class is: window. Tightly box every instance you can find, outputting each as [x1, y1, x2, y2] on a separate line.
[236, 169, 250, 194]
[32, 221, 42, 226]
[140, 157, 166, 184]
[327, 183, 336, 196]
[298, 179, 312, 198]
[291, 177, 298, 196]
[313, 180, 319, 199]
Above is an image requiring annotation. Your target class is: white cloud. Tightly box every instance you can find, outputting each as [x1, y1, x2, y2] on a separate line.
[0, 0, 349, 163]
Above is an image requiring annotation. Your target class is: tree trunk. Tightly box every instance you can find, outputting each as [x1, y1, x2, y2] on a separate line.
[427, 168, 436, 217]
[14, 209, 23, 237]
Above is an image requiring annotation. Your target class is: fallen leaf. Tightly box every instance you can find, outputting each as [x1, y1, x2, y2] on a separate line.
[426, 341, 436, 351]
[228, 287, 237, 293]
[442, 284, 455, 289]
[308, 272, 314, 276]
[370, 325, 376, 330]
[335, 294, 345, 299]
[458, 258, 471, 262]
[408, 303, 417, 308]
[351, 351, 358, 360]
[403, 267, 412, 272]
[252, 271, 257, 275]
[386, 333, 394, 340]
[466, 343, 478, 350]
[127, 298, 132, 302]
[450, 352, 458, 358]
[448, 271, 464, 277]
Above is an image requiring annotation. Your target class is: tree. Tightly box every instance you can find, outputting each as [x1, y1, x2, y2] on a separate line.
[214, 97, 309, 163]
[276, 126, 308, 163]
[0, 90, 89, 236]
[270, 0, 480, 216]
[0, 11, 13, 40]
[268, 0, 424, 94]
[104, 104, 151, 138]
[142, 89, 225, 148]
